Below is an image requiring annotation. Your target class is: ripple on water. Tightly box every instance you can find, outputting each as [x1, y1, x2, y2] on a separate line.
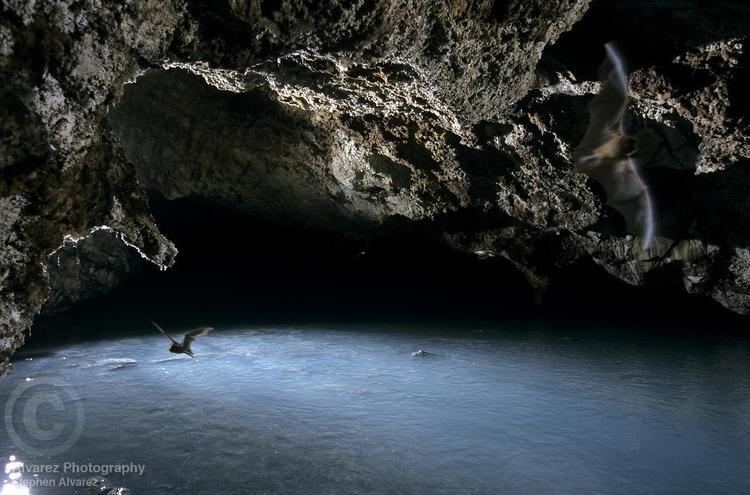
[1, 325, 749, 494]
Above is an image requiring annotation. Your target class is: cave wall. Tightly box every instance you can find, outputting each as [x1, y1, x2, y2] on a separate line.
[0, 0, 183, 375]
[1, 0, 749, 375]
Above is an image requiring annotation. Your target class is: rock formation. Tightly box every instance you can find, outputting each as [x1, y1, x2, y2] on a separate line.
[1, 0, 748, 375]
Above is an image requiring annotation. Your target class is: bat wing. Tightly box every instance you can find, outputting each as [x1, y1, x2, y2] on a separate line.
[573, 43, 630, 167]
[573, 43, 655, 248]
[586, 158, 655, 247]
[151, 321, 180, 346]
[183, 326, 213, 345]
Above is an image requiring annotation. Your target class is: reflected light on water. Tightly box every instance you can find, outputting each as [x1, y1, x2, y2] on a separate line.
[2, 456, 30, 495]
[1, 485, 30, 495]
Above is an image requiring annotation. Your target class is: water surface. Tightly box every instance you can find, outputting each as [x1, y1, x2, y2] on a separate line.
[2, 322, 749, 494]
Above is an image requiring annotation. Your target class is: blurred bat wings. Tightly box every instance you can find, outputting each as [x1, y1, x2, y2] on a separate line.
[572, 43, 654, 248]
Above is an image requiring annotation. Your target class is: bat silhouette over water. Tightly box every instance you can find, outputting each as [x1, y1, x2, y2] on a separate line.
[151, 321, 213, 357]
[573, 43, 655, 248]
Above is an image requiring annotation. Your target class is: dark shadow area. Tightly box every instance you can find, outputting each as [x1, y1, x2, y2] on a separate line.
[642, 166, 698, 240]
[543, 0, 750, 79]
[542, 257, 746, 329]
[27, 193, 748, 353]
[28, 193, 535, 348]
[727, 39, 750, 123]
[692, 161, 750, 247]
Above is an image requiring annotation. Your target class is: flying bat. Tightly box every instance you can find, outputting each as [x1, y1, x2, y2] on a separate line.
[572, 43, 655, 248]
[151, 321, 213, 357]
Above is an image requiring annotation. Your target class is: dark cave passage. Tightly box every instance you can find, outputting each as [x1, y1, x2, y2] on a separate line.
[30, 192, 746, 349]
